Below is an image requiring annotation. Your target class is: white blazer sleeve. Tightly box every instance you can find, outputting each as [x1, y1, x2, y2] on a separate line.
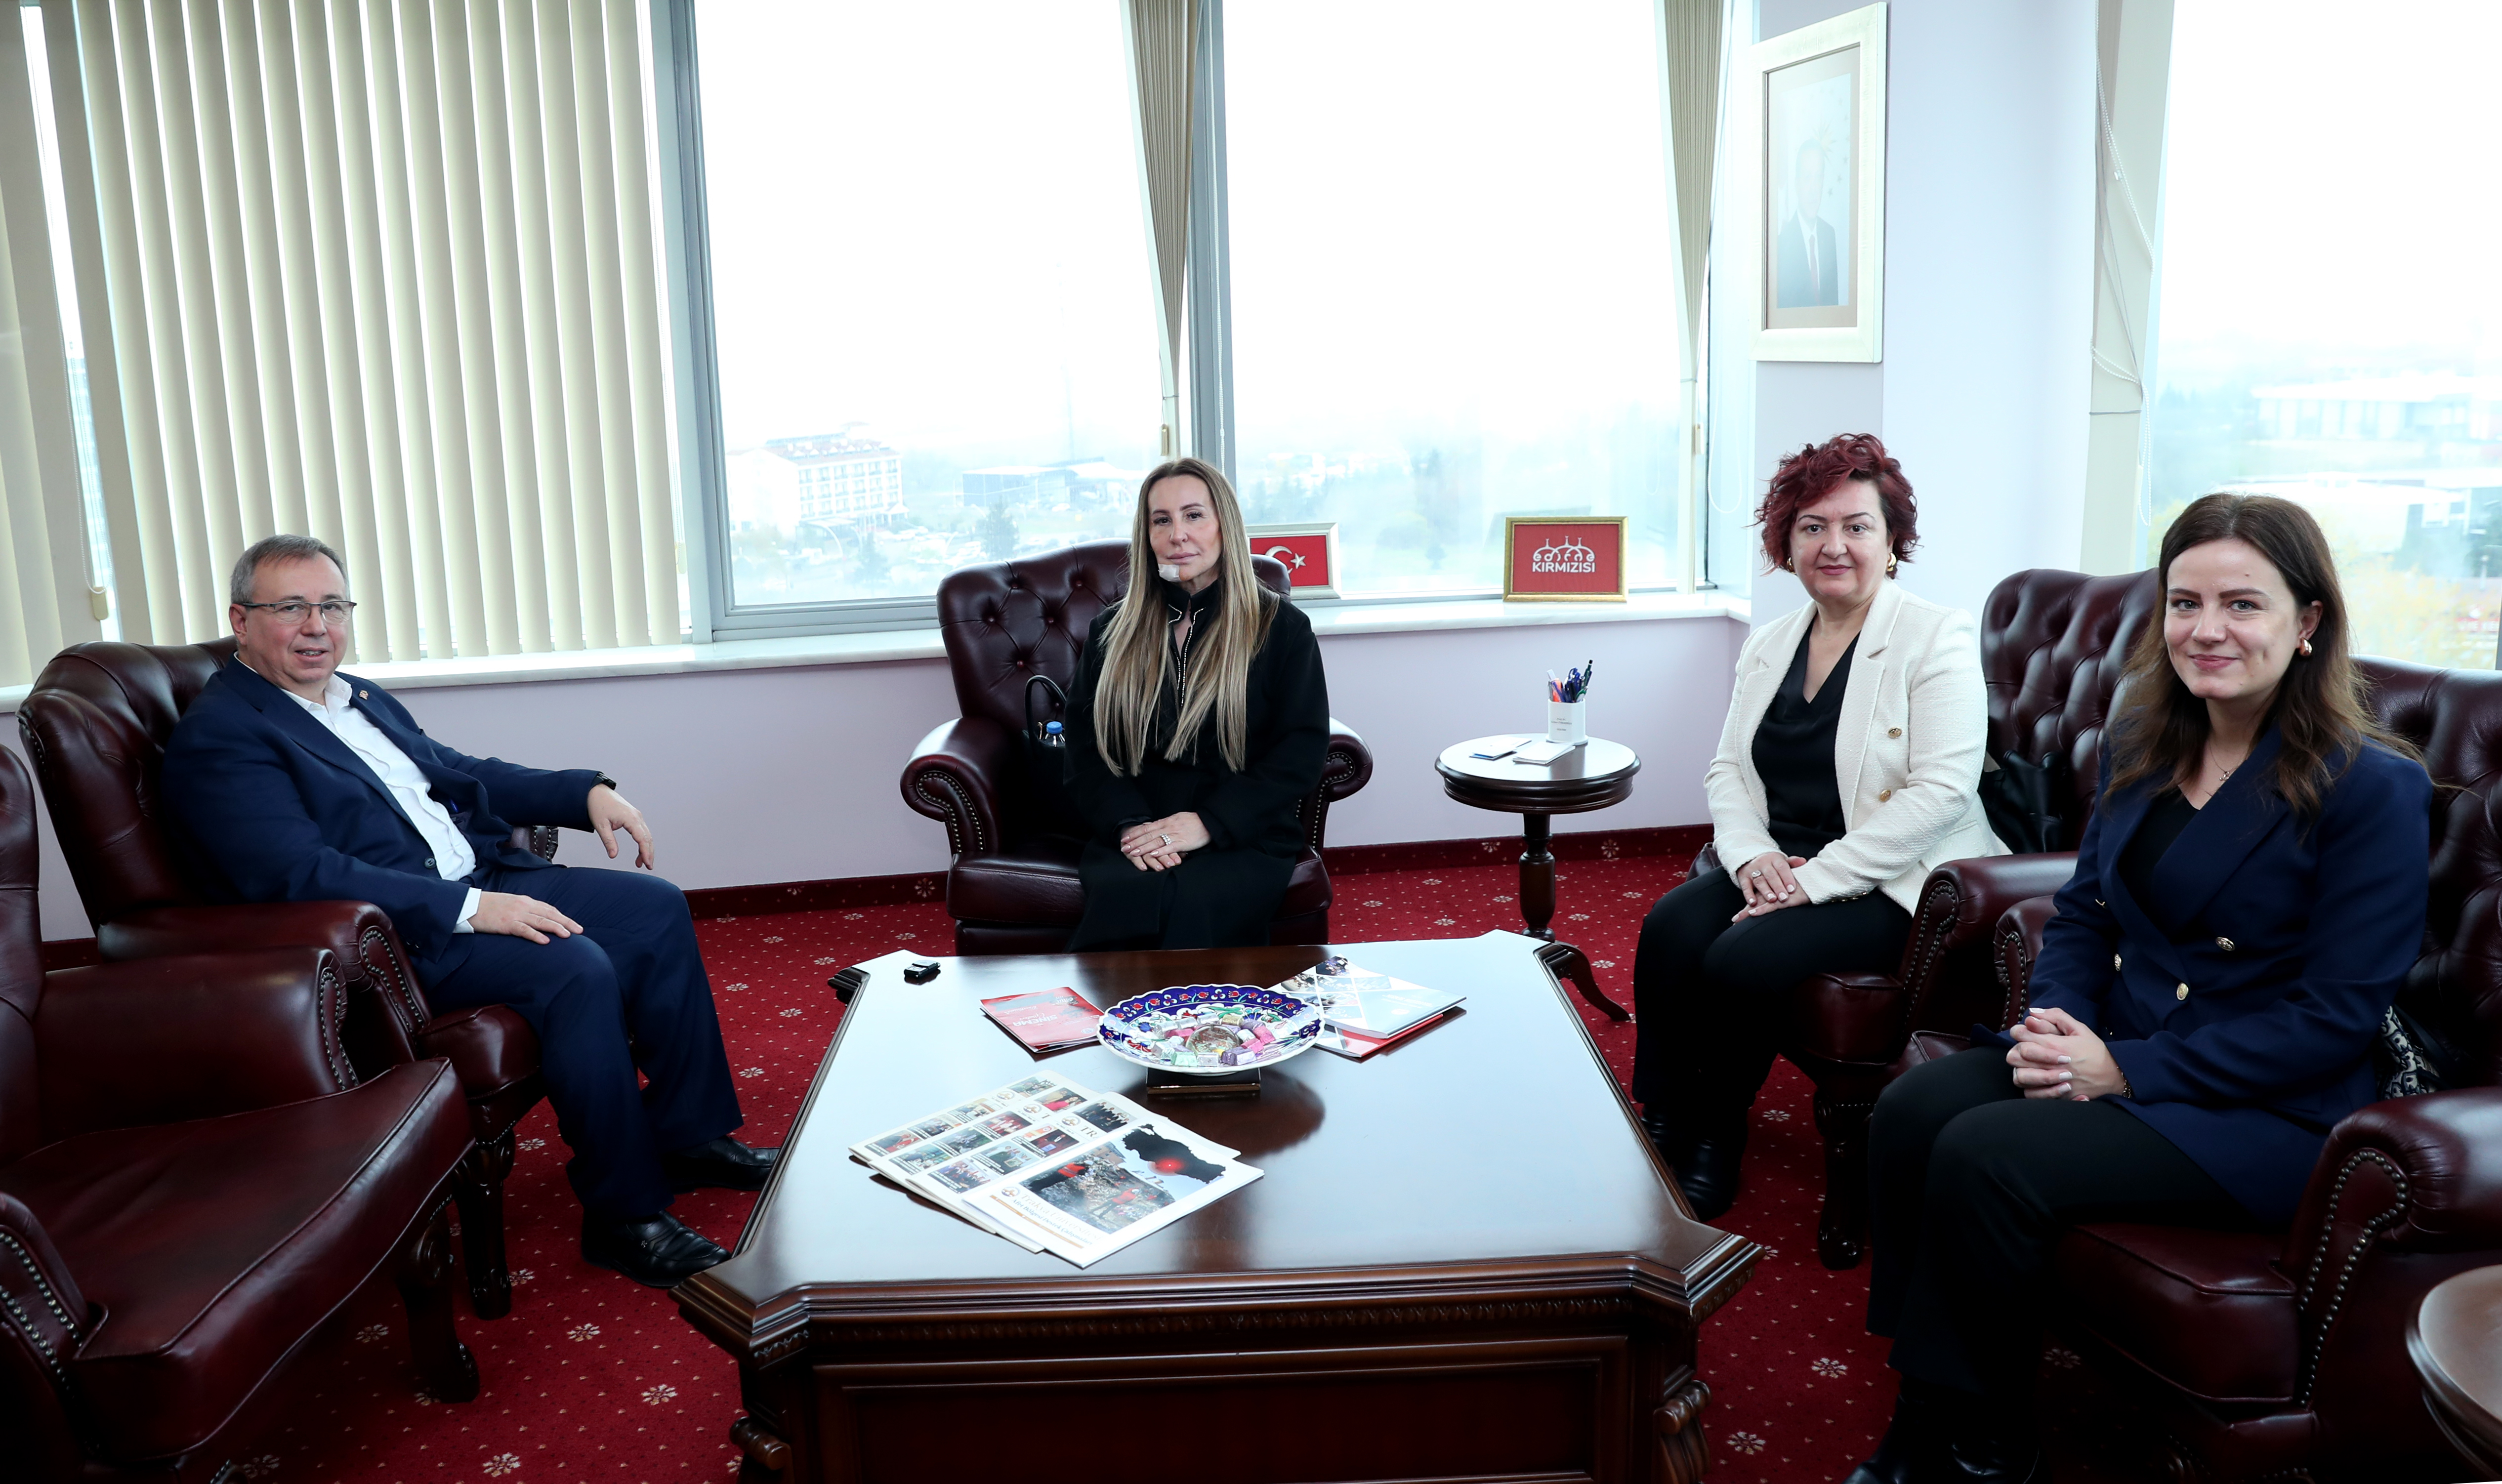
[1792, 607, 1990, 904]
[1704, 627, 1783, 873]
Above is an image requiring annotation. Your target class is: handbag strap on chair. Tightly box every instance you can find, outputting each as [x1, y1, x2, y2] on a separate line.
[1023, 674, 1068, 740]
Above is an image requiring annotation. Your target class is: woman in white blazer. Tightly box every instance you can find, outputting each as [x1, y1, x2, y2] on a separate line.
[1632, 434, 2002, 1222]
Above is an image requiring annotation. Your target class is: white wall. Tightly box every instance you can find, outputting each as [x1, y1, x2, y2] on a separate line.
[1746, 0, 2098, 629]
[3, 614, 1742, 942]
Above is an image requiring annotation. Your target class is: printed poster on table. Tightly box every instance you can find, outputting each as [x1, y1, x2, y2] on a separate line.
[849, 1074, 1260, 1266]
[1503, 516, 1628, 602]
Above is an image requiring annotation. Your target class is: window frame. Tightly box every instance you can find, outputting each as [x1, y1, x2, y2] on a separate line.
[652, 0, 1707, 643]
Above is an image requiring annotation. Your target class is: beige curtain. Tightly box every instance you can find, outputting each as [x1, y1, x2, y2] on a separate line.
[44, 0, 678, 660]
[0, 6, 101, 685]
[1658, 0, 1724, 590]
[1122, 0, 1194, 460]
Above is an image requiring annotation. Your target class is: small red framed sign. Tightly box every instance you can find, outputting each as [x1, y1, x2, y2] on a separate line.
[1245, 522, 1340, 600]
[1503, 516, 1628, 602]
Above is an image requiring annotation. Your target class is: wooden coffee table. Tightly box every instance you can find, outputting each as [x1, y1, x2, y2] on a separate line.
[2411, 1265, 2502, 1477]
[677, 932, 1757, 1484]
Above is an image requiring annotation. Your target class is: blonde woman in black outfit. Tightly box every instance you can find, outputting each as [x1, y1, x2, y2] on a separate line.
[1062, 457, 1329, 950]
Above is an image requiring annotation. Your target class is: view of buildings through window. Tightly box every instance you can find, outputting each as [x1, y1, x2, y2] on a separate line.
[696, 0, 1162, 611]
[1224, 0, 1682, 595]
[2146, 0, 2502, 668]
[696, 0, 1684, 613]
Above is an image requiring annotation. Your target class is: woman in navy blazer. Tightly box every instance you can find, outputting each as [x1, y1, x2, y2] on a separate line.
[1841, 493, 2432, 1484]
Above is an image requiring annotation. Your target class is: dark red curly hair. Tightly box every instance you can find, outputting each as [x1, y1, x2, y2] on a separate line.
[1756, 433, 1918, 573]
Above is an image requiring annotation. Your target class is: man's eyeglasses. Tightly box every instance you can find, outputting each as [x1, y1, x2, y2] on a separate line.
[236, 600, 356, 624]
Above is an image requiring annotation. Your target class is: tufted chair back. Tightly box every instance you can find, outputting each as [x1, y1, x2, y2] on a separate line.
[16, 638, 239, 931]
[934, 540, 1293, 737]
[1980, 568, 2164, 843]
[2361, 658, 2502, 1089]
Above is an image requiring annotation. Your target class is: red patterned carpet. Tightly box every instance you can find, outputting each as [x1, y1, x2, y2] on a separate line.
[244, 846, 2140, 1484]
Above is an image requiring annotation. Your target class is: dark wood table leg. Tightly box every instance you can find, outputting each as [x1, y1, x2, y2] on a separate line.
[1536, 939, 1632, 1022]
[1519, 812, 1557, 939]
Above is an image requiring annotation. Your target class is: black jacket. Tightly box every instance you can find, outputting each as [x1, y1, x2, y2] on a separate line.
[1063, 576, 1328, 859]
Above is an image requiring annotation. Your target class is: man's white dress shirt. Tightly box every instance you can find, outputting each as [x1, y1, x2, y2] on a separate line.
[263, 667, 482, 932]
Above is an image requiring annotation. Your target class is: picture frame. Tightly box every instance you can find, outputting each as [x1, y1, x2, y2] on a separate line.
[1244, 522, 1341, 601]
[1735, 2, 1887, 363]
[1502, 516, 1628, 603]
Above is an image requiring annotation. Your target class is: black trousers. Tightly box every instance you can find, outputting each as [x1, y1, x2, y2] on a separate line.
[411, 864, 745, 1221]
[1628, 866, 1911, 1114]
[1868, 1047, 2250, 1399]
[1069, 842, 1294, 951]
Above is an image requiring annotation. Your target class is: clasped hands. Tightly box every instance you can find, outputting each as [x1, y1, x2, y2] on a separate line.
[1731, 851, 1811, 920]
[1120, 812, 1209, 872]
[2005, 1006, 2126, 1100]
[470, 783, 657, 944]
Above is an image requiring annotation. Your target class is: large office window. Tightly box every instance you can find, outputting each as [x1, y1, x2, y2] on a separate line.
[686, 0, 1690, 624]
[693, 0, 1163, 614]
[2145, 0, 2502, 668]
[1224, 0, 1682, 595]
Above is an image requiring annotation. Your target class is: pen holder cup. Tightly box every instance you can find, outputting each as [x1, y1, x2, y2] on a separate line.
[1547, 700, 1587, 745]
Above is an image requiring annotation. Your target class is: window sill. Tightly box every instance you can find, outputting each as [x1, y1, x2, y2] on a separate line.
[0, 590, 1746, 706]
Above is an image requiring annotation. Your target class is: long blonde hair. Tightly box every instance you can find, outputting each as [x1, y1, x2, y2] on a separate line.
[1091, 456, 1277, 774]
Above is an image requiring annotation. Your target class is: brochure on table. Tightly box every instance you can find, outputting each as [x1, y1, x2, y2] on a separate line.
[849, 1075, 1259, 1267]
[1272, 960, 1467, 1058]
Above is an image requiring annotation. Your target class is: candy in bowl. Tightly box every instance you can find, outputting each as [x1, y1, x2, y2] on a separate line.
[1096, 983, 1323, 1076]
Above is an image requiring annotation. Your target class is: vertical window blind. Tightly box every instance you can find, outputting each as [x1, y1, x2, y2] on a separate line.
[0, 6, 100, 687]
[45, 0, 678, 662]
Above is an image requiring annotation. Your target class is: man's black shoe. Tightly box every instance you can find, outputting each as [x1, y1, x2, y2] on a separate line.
[581, 1212, 728, 1288]
[660, 1136, 781, 1193]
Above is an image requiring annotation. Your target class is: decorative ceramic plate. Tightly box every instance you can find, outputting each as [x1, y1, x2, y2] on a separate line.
[1096, 983, 1324, 1076]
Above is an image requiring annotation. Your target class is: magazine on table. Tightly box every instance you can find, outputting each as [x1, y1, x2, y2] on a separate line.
[849, 1075, 1257, 1266]
[978, 986, 1104, 1053]
[1273, 960, 1466, 1058]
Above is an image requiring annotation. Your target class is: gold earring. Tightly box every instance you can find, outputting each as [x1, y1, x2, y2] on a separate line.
[2299, 638, 2313, 657]
[1886, 553, 1899, 575]
[1782, 558, 1796, 572]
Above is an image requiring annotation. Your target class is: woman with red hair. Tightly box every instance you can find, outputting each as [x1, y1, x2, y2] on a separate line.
[1630, 433, 2003, 1223]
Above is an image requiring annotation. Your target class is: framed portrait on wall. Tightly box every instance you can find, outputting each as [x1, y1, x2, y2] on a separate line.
[1736, 2, 1887, 363]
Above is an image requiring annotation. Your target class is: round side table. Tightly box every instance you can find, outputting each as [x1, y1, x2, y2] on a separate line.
[1437, 735, 1641, 1022]
[2411, 1265, 2502, 1477]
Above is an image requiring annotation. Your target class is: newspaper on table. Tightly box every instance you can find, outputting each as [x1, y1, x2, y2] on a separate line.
[848, 1074, 1260, 1267]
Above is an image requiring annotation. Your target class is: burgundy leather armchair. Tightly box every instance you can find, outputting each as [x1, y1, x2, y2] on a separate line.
[1967, 657, 2502, 1481]
[0, 745, 481, 1479]
[16, 637, 548, 1319]
[902, 540, 1374, 955]
[1689, 568, 2163, 1268]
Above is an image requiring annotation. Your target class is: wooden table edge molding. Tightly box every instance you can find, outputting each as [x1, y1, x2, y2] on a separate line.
[679, 1239, 1761, 1369]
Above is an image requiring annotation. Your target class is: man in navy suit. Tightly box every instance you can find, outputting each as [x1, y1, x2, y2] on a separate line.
[164, 535, 776, 1288]
[1774, 140, 1842, 308]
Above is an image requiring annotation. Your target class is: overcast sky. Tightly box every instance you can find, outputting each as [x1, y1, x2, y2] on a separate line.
[2154, 0, 2501, 377]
